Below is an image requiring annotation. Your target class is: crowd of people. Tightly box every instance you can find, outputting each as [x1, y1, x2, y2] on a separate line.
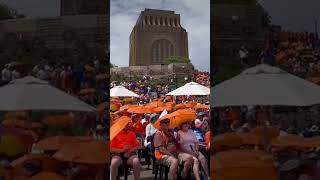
[212, 30, 320, 180]
[0, 59, 109, 180]
[260, 30, 320, 79]
[110, 83, 211, 180]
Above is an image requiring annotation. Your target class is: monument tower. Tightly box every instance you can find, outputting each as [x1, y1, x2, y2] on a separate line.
[129, 9, 189, 66]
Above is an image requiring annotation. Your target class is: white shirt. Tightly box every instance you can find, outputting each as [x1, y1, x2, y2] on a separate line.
[144, 124, 157, 146]
[37, 70, 48, 80]
[239, 49, 248, 59]
[1, 68, 11, 81]
[11, 70, 20, 79]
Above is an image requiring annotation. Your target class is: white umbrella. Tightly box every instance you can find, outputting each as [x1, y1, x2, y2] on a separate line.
[166, 82, 210, 96]
[0, 76, 96, 112]
[110, 86, 139, 97]
[212, 64, 320, 107]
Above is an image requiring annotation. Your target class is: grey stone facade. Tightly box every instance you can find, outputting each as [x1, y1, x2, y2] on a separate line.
[129, 9, 189, 66]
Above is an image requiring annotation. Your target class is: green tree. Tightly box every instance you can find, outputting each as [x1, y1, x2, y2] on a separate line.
[165, 56, 190, 65]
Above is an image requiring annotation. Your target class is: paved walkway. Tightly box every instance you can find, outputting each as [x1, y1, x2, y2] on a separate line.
[120, 158, 154, 180]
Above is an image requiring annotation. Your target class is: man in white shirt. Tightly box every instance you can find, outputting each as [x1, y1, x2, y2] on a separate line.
[1, 64, 11, 82]
[239, 46, 249, 66]
[144, 114, 159, 147]
[11, 69, 21, 80]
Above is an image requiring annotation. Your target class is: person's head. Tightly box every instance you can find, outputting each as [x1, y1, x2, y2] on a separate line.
[23, 163, 39, 176]
[180, 122, 190, 132]
[195, 119, 203, 129]
[145, 114, 150, 121]
[95, 124, 104, 134]
[123, 122, 132, 131]
[160, 118, 170, 131]
[150, 114, 160, 124]
[131, 114, 142, 122]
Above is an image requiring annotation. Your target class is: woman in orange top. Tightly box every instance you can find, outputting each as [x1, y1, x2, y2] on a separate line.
[110, 124, 140, 180]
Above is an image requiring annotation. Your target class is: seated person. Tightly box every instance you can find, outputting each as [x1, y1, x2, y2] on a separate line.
[153, 118, 193, 180]
[110, 123, 140, 180]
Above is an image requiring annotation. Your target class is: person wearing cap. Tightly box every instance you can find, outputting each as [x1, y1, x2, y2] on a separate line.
[192, 119, 206, 147]
[153, 118, 193, 180]
[93, 124, 106, 141]
[1, 64, 11, 83]
[298, 153, 320, 180]
[177, 122, 209, 180]
[131, 114, 144, 136]
[144, 114, 159, 148]
[110, 123, 141, 180]
[279, 158, 302, 180]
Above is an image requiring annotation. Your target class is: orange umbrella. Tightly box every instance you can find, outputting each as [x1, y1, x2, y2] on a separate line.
[2, 119, 29, 129]
[27, 172, 67, 180]
[42, 115, 73, 127]
[165, 102, 175, 108]
[211, 150, 277, 180]
[4, 111, 28, 120]
[120, 104, 137, 110]
[185, 101, 197, 108]
[30, 122, 43, 130]
[174, 104, 186, 110]
[153, 106, 172, 113]
[35, 136, 93, 151]
[270, 134, 305, 150]
[11, 154, 49, 173]
[153, 109, 196, 129]
[110, 116, 132, 141]
[127, 106, 154, 114]
[194, 103, 210, 110]
[78, 88, 95, 96]
[147, 101, 165, 108]
[53, 141, 109, 164]
[212, 133, 244, 151]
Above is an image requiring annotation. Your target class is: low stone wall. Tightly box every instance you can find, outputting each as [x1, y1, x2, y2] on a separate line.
[111, 63, 193, 79]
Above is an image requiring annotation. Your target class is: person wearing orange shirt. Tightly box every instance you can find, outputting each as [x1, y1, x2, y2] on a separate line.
[110, 124, 140, 180]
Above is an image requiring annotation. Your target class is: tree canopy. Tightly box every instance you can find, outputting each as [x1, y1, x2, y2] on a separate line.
[165, 56, 190, 65]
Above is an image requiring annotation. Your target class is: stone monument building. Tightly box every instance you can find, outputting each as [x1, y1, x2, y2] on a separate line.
[129, 9, 189, 66]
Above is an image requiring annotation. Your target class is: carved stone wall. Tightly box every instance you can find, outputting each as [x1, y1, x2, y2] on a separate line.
[129, 9, 189, 66]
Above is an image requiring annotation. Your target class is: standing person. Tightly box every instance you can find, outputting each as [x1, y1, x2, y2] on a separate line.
[110, 123, 141, 180]
[177, 122, 210, 180]
[239, 45, 249, 67]
[1, 64, 11, 83]
[153, 118, 194, 180]
[192, 119, 206, 147]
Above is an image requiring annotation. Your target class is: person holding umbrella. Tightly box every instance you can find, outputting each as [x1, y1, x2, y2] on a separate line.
[110, 117, 141, 180]
[153, 115, 194, 180]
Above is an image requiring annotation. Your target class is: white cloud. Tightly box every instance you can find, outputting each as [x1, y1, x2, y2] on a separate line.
[110, 0, 210, 71]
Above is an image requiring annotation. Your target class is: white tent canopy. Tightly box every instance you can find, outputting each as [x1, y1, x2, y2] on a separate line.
[166, 82, 210, 96]
[0, 76, 96, 112]
[212, 64, 320, 107]
[110, 86, 139, 97]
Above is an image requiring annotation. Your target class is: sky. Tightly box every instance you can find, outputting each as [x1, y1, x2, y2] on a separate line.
[110, 0, 210, 71]
[258, 0, 320, 33]
[0, 0, 59, 18]
[2, 0, 320, 70]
